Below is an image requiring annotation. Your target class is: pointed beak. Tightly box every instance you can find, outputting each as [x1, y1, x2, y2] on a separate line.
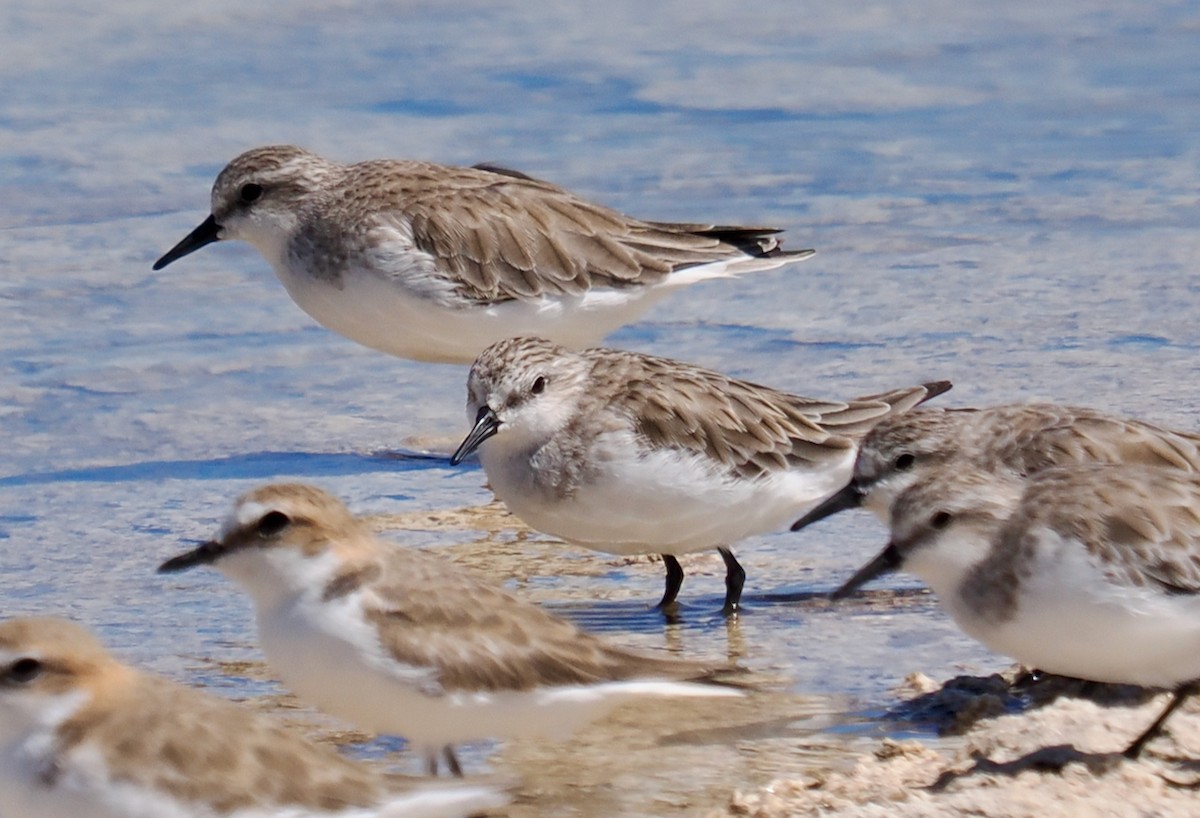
[830, 541, 904, 600]
[158, 539, 227, 573]
[153, 214, 222, 270]
[791, 481, 865, 531]
[450, 406, 500, 465]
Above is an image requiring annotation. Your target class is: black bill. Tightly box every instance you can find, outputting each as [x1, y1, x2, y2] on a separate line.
[791, 481, 865, 531]
[829, 541, 904, 601]
[450, 407, 501, 465]
[153, 214, 222, 270]
[158, 540, 226, 573]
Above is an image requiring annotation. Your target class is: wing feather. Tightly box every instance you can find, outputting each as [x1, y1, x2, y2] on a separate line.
[361, 546, 718, 693]
[345, 161, 807, 303]
[587, 349, 949, 479]
[1024, 466, 1200, 594]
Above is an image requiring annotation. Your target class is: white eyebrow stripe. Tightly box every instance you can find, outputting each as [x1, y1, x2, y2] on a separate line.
[219, 500, 271, 539]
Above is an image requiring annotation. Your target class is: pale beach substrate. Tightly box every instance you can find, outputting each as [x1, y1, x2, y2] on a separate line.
[211, 500, 1200, 817]
[717, 672, 1200, 818]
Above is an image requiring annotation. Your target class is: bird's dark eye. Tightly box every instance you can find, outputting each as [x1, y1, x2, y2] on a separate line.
[239, 183, 264, 204]
[257, 511, 291, 537]
[530, 376, 547, 395]
[7, 658, 43, 685]
[894, 453, 916, 471]
[931, 511, 953, 530]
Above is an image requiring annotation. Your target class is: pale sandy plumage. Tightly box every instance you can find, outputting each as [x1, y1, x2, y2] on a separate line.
[452, 336, 950, 613]
[152, 145, 814, 363]
[0, 617, 506, 818]
[158, 484, 741, 775]
[792, 402, 1200, 532]
[834, 463, 1200, 758]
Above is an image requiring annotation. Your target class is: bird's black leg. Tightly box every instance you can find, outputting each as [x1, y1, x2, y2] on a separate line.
[1124, 680, 1199, 759]
[656, 554, 684, 611]
[443, 745, 464, 778]
[718, 547, 745, 616]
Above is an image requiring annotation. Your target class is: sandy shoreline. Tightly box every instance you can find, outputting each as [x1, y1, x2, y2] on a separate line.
[717, 670, 1200, 818]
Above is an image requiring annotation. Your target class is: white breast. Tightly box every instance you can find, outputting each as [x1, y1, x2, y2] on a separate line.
[268, 256, 683, 364]
[482, 438, 857, 555]
[945, 531, 1200, 688]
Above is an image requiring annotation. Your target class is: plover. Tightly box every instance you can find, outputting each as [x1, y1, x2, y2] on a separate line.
[158, 483, 742, 775]
[834, 463, 1200, 759]
[451, 336, 950, 613]
[791, 402, 1200, 532]
[0, 616, 507, 818]
[152, 145, 814, 363]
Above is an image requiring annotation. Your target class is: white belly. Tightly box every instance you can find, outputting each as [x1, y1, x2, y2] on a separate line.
[483, 443, 857, 555]
[946, 543, 1200, 688]
[273, 261, 679, 364]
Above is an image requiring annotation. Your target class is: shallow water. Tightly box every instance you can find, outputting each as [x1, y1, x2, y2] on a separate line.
[2, 0, 1199, 813]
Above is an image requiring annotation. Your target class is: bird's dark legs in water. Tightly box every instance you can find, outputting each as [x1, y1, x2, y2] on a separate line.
[656, 554, 685, 611]
[719, 547, 745, 616]
[655, 550, 745, 616]
[425, 746, 464, 777]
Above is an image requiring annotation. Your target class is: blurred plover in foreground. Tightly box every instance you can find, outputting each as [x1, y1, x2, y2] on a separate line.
[159, 483, 742, 775]
[0, 616, 507, 818]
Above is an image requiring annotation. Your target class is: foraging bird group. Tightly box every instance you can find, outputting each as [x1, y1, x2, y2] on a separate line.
[4, 143, 1196, 818]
